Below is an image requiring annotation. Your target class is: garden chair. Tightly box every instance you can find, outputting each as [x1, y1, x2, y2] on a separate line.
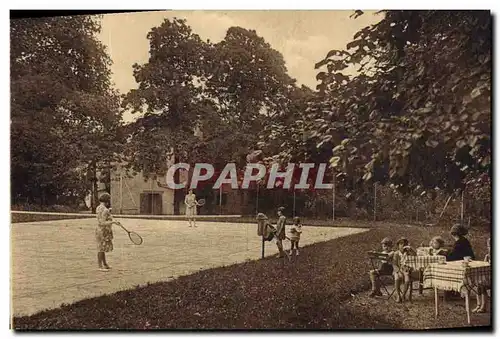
[367, 251, 396, 300]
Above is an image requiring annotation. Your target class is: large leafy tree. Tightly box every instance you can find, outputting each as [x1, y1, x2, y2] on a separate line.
[311, 10, 491, 195]
[121, 18, 214, 213]
[123, 20, 299, 213]
[11, 15, 124, 209]
[122, 18, 214, 175]
[205, 27, 297, 166]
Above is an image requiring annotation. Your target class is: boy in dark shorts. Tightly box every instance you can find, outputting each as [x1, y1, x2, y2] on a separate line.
[275, 207, 287, 258]
[369, 237, 394, 297]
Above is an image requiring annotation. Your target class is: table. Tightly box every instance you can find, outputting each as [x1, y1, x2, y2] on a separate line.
[404, 255, 446, 270]
[423, 260, 491, 324]
[402, 255, 447, 297]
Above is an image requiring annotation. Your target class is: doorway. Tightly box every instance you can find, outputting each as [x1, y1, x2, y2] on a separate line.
[140, 192, 163, 215]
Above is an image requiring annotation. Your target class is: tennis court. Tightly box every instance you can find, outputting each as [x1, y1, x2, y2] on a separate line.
[11, 217, 368, 316]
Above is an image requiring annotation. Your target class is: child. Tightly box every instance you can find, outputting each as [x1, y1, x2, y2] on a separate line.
[392, 237, 417, 302]
[446, 224, 475, 261]
[288, 216, 303, 256]
[369, 237, 394, 297]
[429, 236, 448, 256]
[473, 237, 491, 313]
[275, 207, 287, 258]
[485, 237, 491, 263]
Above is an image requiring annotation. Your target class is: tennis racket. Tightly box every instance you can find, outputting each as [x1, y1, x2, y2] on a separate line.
[196, 199, 205, 206]
[115, 221, 143, 245]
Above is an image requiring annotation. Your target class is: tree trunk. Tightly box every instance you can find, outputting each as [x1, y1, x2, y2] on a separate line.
[90, 161, 98, 214]
[92, 176, 98, 214]
[173, 155, 181, 215]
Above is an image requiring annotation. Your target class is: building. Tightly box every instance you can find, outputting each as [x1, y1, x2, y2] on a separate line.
[109, 165, 249, 216]
[110, 167, 175, 215]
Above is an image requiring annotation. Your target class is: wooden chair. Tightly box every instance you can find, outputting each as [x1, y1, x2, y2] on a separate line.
[368, 251, 396, 300]
[405, 268, 425, 302]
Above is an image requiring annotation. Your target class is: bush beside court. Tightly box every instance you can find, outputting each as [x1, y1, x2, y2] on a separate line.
[12, 223, 490, 330]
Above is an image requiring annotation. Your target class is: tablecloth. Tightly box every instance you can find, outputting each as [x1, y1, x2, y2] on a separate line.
[423, 261, 491, 294]
[403, 255, 446, 270]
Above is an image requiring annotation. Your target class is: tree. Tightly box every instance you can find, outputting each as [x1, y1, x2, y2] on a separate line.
[311, 10, 491, 195]
[122, 18, 210, 175]
[205, 26, 297, 167]
[10, 15, 124, 209]
[122, 20, 299, 214]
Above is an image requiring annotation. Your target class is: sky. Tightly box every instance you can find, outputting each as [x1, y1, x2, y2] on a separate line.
[97, 10, 382, 122]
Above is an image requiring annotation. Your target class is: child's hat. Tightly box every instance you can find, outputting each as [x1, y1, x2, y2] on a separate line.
[293, 216, 300, 222]
[278, 206, 285, 212]
[381, 237, 393, 246]
[396, 237, 409, 246]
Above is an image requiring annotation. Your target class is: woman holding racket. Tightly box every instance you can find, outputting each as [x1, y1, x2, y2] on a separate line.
[184, 189, 198, 227]
[95, 193, 117, 271]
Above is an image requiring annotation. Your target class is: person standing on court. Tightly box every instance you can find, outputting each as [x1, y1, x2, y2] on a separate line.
[184, 189, 198, 227]
[95, 193, 116, 271]
[275, 206, 287, 258]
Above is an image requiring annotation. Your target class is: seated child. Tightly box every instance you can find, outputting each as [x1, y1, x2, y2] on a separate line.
[473, 237, 491, 313]
[429, 236, 448, 256]
[288, 216, 303, 256]
[393, 237, 417, 302]
[369, 237, 394, 297]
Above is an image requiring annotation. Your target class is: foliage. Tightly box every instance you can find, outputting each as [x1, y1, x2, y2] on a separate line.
[122, 20, 297, 177]
[312, 10, 491, 194]
[122, 18, 210, 177]
[10, 15, 124, 207]
[257, 10, 491, 201]
[206, 27, 297, 166]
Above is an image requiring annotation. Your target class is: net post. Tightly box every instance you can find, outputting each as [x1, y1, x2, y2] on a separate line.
[332, 171, 336, 222]
[461, 188, 465, 225]
[119, 169, 123, 215]
[261, 234, 265, 259]
[256, 181, 259, 215]
[219, 186, 222, 215]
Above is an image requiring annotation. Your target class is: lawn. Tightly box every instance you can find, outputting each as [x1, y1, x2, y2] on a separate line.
[12, 222, 491, 330]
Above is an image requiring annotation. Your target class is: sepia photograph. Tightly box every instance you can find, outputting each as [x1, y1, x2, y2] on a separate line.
[9, 9, 492, 330]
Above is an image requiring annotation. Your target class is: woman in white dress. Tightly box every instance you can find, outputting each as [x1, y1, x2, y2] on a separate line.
[95, 193, 118, 271]
[184, 189, 197, 227]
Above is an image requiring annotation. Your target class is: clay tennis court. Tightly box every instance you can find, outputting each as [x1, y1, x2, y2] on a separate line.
[11, 217, 368, 316]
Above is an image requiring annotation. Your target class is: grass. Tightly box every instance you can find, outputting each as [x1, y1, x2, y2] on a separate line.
[11, 221, 491, 330]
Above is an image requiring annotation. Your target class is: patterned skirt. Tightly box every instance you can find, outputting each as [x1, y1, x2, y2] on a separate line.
[95, 225, 113, 252]
[185, 206, 197, 216]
